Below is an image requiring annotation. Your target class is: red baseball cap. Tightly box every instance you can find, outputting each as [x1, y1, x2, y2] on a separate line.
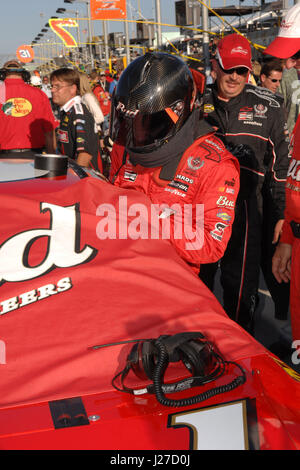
[216, 33, 252, 70]
[264, 4, 300, 59]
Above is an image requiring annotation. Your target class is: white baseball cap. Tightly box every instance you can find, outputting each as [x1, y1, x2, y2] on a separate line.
[30, 75, 42, 86]
[264, 4, 300, 58]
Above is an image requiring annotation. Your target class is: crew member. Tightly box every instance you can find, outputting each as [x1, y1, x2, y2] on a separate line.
[50, 67, 102, 171]
[109, 52, 240, 272]
[267, 4, 300, 344]
[260, 59, 283, 94]
[200, 34, 289, 332]
[0, 60, 57, 155]
[91, 70, 111, 134]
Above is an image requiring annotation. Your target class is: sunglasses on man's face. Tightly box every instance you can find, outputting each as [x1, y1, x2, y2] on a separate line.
[267, 77, 281, 83]
[218, 63, 249, 76]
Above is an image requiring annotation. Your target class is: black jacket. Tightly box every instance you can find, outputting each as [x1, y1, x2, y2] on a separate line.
[203, 83, 289, 219]
[57, 96, 101, 172]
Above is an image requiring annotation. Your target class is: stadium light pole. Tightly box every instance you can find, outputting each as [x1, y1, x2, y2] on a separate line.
[155, 0, 162, 48]
[201, 1, 210, 78]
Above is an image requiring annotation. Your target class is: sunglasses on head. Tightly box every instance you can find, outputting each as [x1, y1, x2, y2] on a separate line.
[218, 62, 249, 76]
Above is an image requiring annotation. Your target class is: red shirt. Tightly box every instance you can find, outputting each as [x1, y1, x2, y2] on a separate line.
[0, 78, 57, 150]
[92, 83, 111, 116]
[280, 114, 300, 245]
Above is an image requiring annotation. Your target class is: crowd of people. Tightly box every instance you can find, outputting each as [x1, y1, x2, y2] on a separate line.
[1, 3, 300, 360]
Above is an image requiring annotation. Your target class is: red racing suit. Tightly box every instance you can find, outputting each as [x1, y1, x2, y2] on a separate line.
[110, 125, 240, 272]
[280, 114, 300, 341]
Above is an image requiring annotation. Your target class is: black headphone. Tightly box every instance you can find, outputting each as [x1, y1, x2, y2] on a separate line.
[111, 332, 246, 408]
[127, 332, 214, 381]
[0, 66, 31, 83]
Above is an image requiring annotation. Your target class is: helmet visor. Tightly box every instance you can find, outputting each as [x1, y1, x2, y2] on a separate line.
[110, 101, 180, 149]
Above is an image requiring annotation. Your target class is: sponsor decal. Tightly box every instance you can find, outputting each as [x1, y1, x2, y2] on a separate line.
[2, 98, 32, 117]
[254, 103, 267, 118]
[57, 129, 69, 143]
[164, 187, 186, 198]
[286, 182, 300, 191]
[76, 137, 85, 143]
[243, 120, 262, 127]
[210, 221, 228, 241]
[287, 158, 300, 181]
[124, 170, 137, 182]
[231, 46, 248, 55]
[0, 202, 97, 285]
[216, 195, 235, 209]
[280, 19, 293, 31]
[226, 187, 235, 194]
[203, 103, 214, 113]
[216, 210, 232, 222]
[187, 156, 204, 171]
[238, 112, 253, 121]
[0, 277, 73, 316]
[176, 174, 194, 184]
[205, 138, 224, 153]
[116, 101, 139, 118]
[168, 180, 189, 193]
[225, 178, 236, 187]
[74, 102, 84, 114]
[240, 106, 253, 112]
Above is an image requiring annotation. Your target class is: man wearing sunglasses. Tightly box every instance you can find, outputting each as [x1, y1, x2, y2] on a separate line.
[267, 4, 300, 347]
[260, 59, 283, 95]
[200, 33, 289, 333]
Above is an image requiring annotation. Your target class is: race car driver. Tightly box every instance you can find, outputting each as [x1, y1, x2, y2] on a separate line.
[109, 52, 240, 272]
[200, 34, 289, 332]
[0, 60, 57, 155]
[267, 3, 300, 345]
[50, 67, 102, 172]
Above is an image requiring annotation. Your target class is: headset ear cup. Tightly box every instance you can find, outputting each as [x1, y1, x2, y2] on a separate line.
[128, 340, 157, 381]
[22, 71, 31, 83]
[128, 342, 147, 380]
[141, 340, 158, 380]
[178, 340, 211, 376]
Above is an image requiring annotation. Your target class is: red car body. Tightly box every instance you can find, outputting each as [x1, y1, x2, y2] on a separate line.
[0, 156, 300, 451]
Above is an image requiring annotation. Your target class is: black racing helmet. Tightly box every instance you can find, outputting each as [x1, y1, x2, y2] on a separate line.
[110, 52, 195, 152]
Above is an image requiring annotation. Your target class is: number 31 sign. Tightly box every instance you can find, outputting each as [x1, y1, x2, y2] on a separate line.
[16, 45, 35, 63]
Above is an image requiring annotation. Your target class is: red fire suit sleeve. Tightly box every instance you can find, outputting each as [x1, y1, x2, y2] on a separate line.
[110, 137, 240, 272]
[159, 142, 240, 271]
